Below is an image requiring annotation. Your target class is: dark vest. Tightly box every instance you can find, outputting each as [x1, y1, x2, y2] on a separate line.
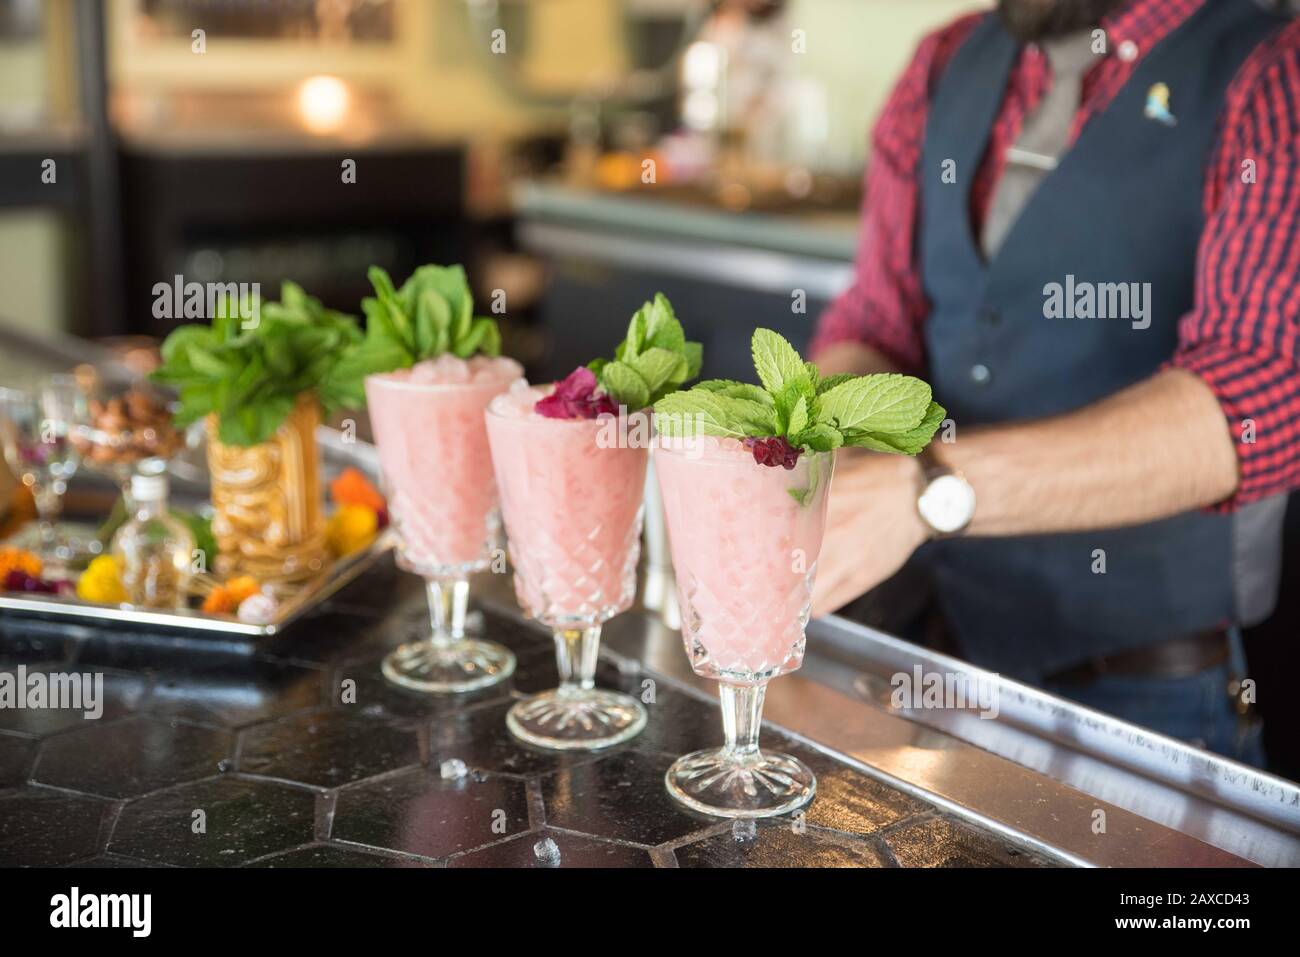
[918, 0, 1289, 679]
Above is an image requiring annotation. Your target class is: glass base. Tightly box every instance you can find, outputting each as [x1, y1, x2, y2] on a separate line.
[665, 747, 816, 819]
[381, 638, 516, 694]
[507, 688, 647, 751]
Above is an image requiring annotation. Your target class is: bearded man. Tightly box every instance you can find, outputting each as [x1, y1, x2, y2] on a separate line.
[809, 0, 1300, 764]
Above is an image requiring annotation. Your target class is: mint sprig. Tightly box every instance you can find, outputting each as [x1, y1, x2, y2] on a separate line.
[153, 282, 362, 447]
[587, 294, 702, 410]
[653, 328, 945, 457]
[329, 264, 503, 408]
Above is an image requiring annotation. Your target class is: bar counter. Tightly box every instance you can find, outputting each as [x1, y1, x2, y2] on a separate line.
[5, 549, 1299, 867]
[0, 556, 1060, 868]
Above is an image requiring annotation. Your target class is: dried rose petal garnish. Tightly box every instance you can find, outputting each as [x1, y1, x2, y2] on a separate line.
[535, 366, 619, 420]
[3, 569, 71, 595]
[743, 436, 801, 470]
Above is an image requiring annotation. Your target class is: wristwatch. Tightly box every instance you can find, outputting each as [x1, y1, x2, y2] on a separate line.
[915, 449, 976, 537]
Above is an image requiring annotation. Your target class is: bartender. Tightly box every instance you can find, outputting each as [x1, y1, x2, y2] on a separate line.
[809, 0, 1300, 765]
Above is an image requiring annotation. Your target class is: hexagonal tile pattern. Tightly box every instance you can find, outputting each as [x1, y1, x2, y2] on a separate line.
[426, 699, 610, 777]
[238, 709, 421, 788]
[137, 655, 324, 728]
[329, 656, 512, 727]
[0, 591, 1060, 869]
[0, 664, 149, 737]
[0, 620, 79, 665]
[0, 786, 114, 866]
[449, 828, 654, 867]
[630, 684, 729, 758]
[805, 766, 929, 837]
[0, 731, 35, 787]
[33, 714, 233, 799]
[109, 777, 316, 866]
[244, 844, 431, 868]
[538, 750, 715, 847]
[332, 766, 529, 860]
[673, 823, 894, 868]
[880, 814, 1059, 868]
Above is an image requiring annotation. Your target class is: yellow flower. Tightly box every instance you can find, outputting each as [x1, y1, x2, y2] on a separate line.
[77, 555, 128, 605]
[0, 547, 42, 580]
[326, 504, 378, 557]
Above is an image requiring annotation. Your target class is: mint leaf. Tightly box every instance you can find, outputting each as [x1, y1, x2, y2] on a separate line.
[843, 400, 946, 455]
[454, 317, 501, 358]
[818, 373, 930, 433]
[786, 395, 809, 436]
[593, 294, 700, 409]
[787, 451, 828, 506]
[653, 391, 773, 439]
[154, 280, 362, 445]
[652, 326, 942, 460]
[630, 347, 689, 403]
[816, 373, 856, 395]
[791, 422, 844, 452]
[683, 341, 703, 380]
[642, 294, 686, 353]
[599, 361, 650, 410]
[695, 380, 774, 406]
[752, 329, 811, 396]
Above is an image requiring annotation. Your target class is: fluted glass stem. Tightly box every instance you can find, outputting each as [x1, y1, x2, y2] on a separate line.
[553, 625, 601, 694]
[426, 577, 470, 647]
[719, 682, 765, 760]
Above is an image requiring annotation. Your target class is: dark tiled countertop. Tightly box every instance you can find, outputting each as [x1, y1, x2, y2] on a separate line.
[0, 557, 1057, 868]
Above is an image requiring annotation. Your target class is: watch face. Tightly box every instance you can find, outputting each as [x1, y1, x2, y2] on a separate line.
[918, 473, 976, 534]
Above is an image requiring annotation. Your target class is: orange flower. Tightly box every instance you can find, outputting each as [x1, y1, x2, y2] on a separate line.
[201, 587, 235, 614]
[202, 574, 262, 614]
[329, 467, 385, 513]
[0, 547, 42, 580]
[226, 575, 260, 604]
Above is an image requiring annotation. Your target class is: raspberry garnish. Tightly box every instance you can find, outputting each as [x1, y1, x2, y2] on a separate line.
[743, 436, 801, 469]
[534, 366, 619, 420]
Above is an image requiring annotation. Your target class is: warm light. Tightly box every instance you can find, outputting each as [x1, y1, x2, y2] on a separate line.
[296, 76, 350, 134]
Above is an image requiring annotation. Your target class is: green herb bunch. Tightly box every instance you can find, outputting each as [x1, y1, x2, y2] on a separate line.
[587, 294, 702, 410]
[152, 282, 362, 447]
[328, 264, 503, 408]
[654, 328, 945, 455]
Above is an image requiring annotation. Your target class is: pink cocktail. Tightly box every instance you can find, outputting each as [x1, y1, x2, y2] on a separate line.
[365, 354, 523, 693]
[654, 435, 833, 817]
[485, 383, 649, 750]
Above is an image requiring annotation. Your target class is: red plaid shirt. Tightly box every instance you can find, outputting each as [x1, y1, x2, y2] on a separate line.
[811, 0, 1300, 510]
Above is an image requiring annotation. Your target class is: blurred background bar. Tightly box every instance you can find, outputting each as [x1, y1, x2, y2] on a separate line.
[0, 0, 972, 376]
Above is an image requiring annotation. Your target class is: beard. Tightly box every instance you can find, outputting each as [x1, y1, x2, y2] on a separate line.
[996, 0, 1130, 42]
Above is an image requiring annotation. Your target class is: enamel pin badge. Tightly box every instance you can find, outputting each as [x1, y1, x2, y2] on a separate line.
[1144, 83, 1177, 126]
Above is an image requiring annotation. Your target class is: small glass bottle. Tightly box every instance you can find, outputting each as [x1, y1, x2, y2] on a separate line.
[111, 473, 195, 610]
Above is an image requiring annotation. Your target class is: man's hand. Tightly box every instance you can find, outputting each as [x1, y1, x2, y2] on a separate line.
[809, 369, 1241, 617]
[811, 451, 928, 618]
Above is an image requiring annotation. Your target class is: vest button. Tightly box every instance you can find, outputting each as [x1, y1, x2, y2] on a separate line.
[980, 308, 1000, 326]
[970, 363, 992, 385]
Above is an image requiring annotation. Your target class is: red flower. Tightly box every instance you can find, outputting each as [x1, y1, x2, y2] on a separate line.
[535, 367, 619, 420]
[743, 436, 801, 470]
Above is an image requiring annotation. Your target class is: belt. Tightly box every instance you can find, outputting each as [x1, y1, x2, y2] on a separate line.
[1044, 629, 1231, 686]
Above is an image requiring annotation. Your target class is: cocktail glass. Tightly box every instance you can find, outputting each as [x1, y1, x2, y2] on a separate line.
[485, 384, 648, 750]
[365, 357, 524, 693]
[0, 375, 82, 565]
[653, 435, 834, 817]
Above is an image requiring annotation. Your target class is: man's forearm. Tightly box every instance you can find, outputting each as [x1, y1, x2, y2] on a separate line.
[811, 340, 902, 376]
[929, 368, 1240, 536]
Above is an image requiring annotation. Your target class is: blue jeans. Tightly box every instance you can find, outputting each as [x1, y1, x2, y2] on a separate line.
[1042, 631, 1266, 768]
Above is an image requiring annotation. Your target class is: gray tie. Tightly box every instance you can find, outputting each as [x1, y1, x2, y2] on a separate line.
[981, 30, 1102, 259]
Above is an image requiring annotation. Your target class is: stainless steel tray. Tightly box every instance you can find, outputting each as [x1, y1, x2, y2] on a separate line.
[0, 529, 395, 638]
